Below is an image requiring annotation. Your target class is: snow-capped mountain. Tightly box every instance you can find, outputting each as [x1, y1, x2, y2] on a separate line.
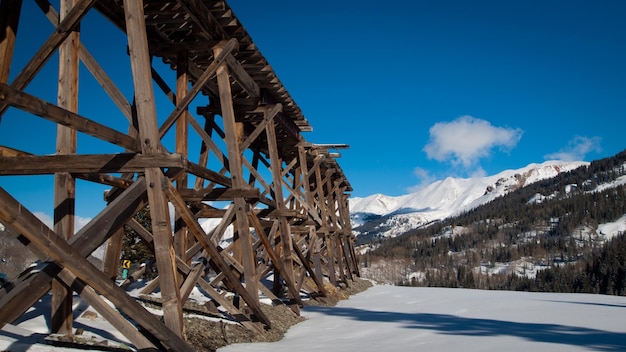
[349, 160, 588, 240]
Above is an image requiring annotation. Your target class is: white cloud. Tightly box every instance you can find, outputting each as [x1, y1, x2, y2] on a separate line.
[544, 135, 602, 162]
[423, 115, 523, 170]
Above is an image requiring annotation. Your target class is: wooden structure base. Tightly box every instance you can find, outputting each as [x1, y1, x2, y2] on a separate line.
[0, 1, 358, 351]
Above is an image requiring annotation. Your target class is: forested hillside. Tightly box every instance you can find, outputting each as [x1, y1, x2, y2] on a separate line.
[360, 150, 626, 295]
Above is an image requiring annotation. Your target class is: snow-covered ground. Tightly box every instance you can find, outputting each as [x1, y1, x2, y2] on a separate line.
[221, 285, 626, 352]
[2, 285, 626, 352]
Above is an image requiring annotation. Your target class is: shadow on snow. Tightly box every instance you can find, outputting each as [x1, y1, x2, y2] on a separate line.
[305, 305, 626, 352]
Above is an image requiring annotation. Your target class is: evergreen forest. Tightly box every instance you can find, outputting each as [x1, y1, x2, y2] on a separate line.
[359, 150, 626, 296]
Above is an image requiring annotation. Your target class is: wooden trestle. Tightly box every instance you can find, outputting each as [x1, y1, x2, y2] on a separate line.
[0, 0, 358, 350]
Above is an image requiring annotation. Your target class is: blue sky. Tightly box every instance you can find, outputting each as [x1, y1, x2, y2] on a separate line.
[1, 1, 625, 221]
[227, 0, 626, 196]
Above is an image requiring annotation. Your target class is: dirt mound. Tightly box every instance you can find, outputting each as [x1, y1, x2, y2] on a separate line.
[187, 278, 373, 351]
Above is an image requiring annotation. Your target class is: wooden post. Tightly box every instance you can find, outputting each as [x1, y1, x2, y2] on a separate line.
[213, 40, 258, 301]
[123, 0, 183, 336]
[174, 51, 190, 270]
[51, 0, 79, 335]
[0, 0, 21, 85]
[327, 175, 348, 283]
[265, 105, 300, 314]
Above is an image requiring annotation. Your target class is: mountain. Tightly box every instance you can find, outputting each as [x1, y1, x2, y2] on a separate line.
[349, 160, 588, 242]
[357, 150, 626, 291]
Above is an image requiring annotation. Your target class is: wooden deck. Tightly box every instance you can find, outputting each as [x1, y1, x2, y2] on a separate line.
[0, 1, 357, 351]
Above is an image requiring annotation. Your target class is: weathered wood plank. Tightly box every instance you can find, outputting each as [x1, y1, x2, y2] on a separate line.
[37, 0, 133, 122]
[0, 0, 96, 117]
[265, 107, 301, 313]
[164, 179, 272, 328]
[0, 178, 148, 327]
[0, 83, 138, 150]
[188, 116, 229, 173]
[225, 53, 260, 99]
[158, 38, 237, 138]
[0, 153, 185, 175]
[0, 187, 194, 352]
[239, 103, 281, 151]
[248, 211, 303, 307]
[214, 40, 258, 301]
[51, 0, 80, 334]
[0, 0, 21, 86]
[177, 187, 259, 202]
[187, 160, 232, 187]
[124, 0, 184, 335]
[174, 50, 190, 270]
[55, 269, 157, 350]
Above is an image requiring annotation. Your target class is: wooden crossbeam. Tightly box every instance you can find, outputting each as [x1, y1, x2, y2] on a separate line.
[164, 179, 272, 328]
[37, 0, 133, 122]
[176, 0, 228, 40]
[225, 53, 261, 99]
[0, 178, 147, 327]
[177, 187, 260, 201]
[0, 0, 97, 118]
[248, 211, 303, 308]
[158, 38, 238, 138]
[0, 153, 185, 175]
[239, 104, 281, 151]
[0, 83, 138, 151]
[214, 40, 259, 301]
[0, 187, 193, 352]
[189, 116, 230, 171]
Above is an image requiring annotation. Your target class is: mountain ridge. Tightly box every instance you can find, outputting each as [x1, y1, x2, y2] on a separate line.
[350, 160, 589, 241]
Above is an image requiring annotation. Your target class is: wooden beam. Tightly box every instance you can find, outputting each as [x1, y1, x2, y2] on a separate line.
[239, 103, 281, 151]
[248, 211, 303, 307]
[0, 0, 22, 85]
[51, 0, 80, 334]
[174, 50, 190, 272]
[0, 187, 194, 352]
[37, 0, 133, 122]
[225, 53, 260, 99]
[177, 187, 260, 202]
[188, 116, 230, 176]
[164, 179, 272, 328]
[214, 40, 258, 301]
[0, 153, 185, 175]
[187, 161, 232, 187]
[0, 178, 148, 327]
[123, 0, 183, 336]
[0, 0, 96, 118]
[0, 238, 155, 350]
[158, 38, 238, 138]
[55, 269, 157, 350]
[265, 106, 300, 313]
[0, 82, 138, 151]
[0, 145, 29, 156]
[176, 0, 228, 40]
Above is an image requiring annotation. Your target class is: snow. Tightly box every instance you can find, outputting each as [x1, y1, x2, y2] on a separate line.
[350, 160, 588, 217]
[349, 161, 588, 239]
[598, 214, 626, 241]
[2, 285, 626, 351]
[221, 285, 626, 352]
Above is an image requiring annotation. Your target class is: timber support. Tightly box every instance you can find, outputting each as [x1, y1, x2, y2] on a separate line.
[0, 1, 356, 350]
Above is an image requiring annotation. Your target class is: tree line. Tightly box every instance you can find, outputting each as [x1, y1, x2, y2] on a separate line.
[359, 150, 626, 295]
